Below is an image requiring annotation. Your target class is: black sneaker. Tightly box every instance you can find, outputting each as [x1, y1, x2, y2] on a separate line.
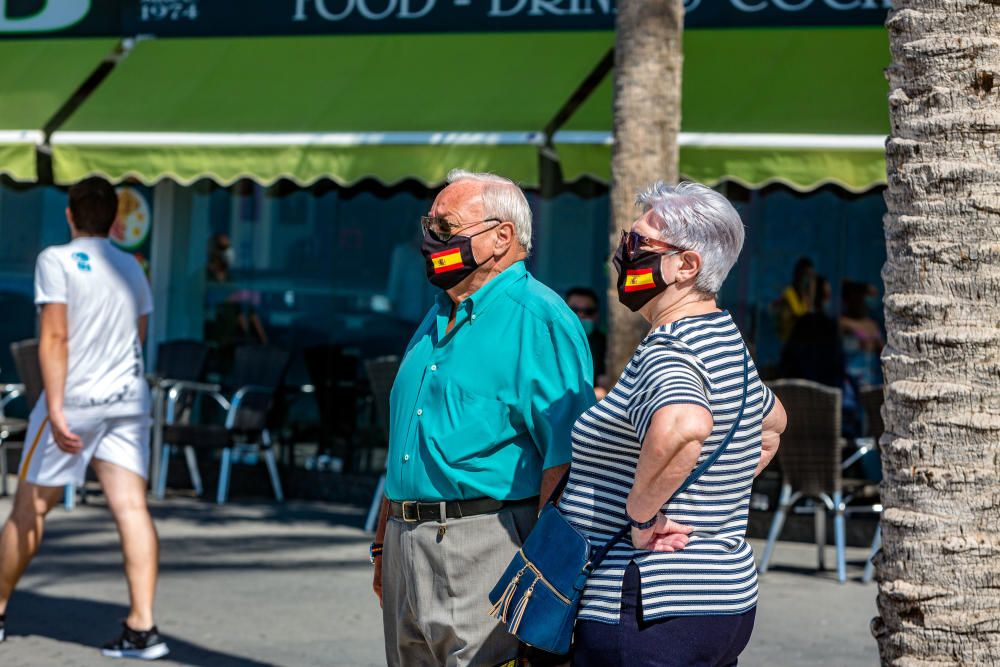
[101, 623, 169, 660]
[0, 614, 6, 643]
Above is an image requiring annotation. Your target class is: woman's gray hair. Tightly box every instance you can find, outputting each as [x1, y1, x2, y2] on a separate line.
[636, 181, 745, 295]
[447, 169, 533, 252]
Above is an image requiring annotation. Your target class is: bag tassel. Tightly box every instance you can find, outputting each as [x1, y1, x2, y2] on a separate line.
[508, 580, 537, 635]
[489, 567, 526, 622]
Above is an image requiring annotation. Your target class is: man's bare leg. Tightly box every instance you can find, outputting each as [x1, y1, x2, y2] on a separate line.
[0, 482, 64, 615]
[91, 460, 158, 630]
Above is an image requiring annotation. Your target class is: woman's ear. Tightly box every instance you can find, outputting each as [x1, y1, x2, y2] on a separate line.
[676, 250, 703, 284]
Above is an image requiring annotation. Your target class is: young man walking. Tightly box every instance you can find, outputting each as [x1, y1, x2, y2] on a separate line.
[0, 177, 168, 660]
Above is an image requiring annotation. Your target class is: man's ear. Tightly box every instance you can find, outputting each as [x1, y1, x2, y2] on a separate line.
[65, 207, 76, 236]
[493, 221, 515, 257]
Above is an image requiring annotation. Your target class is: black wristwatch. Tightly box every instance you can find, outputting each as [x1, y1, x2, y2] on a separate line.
[628, 511, 659, 530]
[369, 542, 383, 564]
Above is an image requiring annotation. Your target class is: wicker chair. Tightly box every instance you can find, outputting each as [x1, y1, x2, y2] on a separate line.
[857, 385, 885, 583]
[757, 379, 877, 583]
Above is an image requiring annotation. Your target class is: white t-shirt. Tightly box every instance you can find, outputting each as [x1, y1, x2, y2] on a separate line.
[34, 237, 153, 416]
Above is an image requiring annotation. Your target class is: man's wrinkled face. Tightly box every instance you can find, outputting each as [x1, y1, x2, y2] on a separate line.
[428, 181, 497, 266]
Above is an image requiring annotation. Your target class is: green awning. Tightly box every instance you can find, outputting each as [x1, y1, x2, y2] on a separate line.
[555, 27, 890, 192]
[51, 33, 613, 187]
[0, 38, 118, 181]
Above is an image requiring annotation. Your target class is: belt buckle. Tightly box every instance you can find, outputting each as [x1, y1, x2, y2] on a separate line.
[401, 501, 420, 523]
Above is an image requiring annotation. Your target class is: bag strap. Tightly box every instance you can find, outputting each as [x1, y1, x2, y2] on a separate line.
[587, 349, 751, 569]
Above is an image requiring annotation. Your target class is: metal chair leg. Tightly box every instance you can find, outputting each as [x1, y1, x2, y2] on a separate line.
[64, 484, 75, 511]
[217, 448, 233, 505]
[833, 491, 847, 584]
[260, 430, 283, 503]
[156, 444, 172, 500]
[814, 504, 827, 571]
[0, 439, 8, 497]
[184, 446, 203, 496]
[263, 448, 284, 503]
[863, 522, 881, 584]
[758, 483, 796, 575]
[365, 474, 386, 533]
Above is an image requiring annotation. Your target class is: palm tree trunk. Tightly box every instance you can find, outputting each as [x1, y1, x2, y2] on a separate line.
[875, 2, 1000, 663]
[607, 0, 684, 379]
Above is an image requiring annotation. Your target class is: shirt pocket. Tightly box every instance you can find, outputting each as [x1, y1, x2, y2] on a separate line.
[425, 380, 512, 465]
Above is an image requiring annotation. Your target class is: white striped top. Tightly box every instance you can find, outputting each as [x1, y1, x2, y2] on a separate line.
[560, 311, 774, 622]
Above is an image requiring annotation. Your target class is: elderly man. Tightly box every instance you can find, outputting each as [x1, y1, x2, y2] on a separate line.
[372, 170, 595, 667]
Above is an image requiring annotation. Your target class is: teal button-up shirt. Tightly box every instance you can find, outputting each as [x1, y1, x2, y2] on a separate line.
[386, 261, 596, 502]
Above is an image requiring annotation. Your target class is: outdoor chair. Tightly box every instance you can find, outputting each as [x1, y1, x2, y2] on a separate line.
[302, 344, 361, 471]
[757, 379, 880, 583]
[363, 355, 400, 532]
[0, 376, 27, 498]
[150, 340, 210, 495]
[8, 339, 78, 509]
[857, 385, 885, 583]
[156, 344, 290, 504]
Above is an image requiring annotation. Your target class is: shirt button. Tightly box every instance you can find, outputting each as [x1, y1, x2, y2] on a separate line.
[403, 454, 410, 462]
[416, 408, 423, 416]
[430, 364, 438, 371]
[471, 313, 477, 321]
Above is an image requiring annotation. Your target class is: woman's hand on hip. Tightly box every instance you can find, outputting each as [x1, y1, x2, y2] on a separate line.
[631, 514, 693, 552]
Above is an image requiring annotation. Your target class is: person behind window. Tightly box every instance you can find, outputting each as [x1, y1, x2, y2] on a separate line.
[840, 280, 885, 388]
[566, 286, 609, 400]
[779, 275, 844, 388]
[204, 232, 267, 345]
[772, 256, 816, 342]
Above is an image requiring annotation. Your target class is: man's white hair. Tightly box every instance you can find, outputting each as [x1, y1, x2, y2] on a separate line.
[447, 169, 533, 253]
[636, 181, 745, 295]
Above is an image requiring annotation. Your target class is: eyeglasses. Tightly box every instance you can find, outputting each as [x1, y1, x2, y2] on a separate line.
[570, 306, 598, 317]
[420, 215, 502, 242]
[620, 230, 684, 259]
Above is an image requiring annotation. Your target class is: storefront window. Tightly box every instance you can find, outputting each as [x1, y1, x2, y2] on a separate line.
[0, 183, 70, 382]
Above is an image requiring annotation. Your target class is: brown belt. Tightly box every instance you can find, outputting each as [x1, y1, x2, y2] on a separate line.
[389, 496, 538, 524]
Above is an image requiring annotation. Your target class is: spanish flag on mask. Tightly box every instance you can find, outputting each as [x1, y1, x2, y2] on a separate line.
[431, 248, 464, 274]
[624, 268, 656, 292]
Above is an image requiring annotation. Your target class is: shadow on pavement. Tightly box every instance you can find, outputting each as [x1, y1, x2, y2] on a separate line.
[9, 590, 276, 667]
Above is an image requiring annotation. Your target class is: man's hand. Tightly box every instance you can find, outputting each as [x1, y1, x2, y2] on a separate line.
[49, 411, 83, 454]
[630, 514, 693, 553]
[373, 556, 383, 608]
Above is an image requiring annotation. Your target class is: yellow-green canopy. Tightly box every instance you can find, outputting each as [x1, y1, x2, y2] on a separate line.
[36, 27, 890, 191]
[0, 38, 117, 181]
[555, 27, 890, 192]
[51, 32, 613, 187]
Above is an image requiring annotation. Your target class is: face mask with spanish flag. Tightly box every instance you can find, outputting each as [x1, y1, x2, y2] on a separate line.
[612, 239, 678, 312]
[421, 228, 490, 289]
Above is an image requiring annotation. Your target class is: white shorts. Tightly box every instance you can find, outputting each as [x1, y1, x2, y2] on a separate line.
[18, 401, 151, 487]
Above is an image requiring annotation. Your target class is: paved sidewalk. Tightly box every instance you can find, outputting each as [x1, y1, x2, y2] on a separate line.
[0, 489, 878, 666]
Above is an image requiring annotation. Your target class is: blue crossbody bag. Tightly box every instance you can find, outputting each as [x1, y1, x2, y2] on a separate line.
[488, 350, 749, 655]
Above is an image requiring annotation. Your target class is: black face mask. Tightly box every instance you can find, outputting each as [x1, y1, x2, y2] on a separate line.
[613, 240, 676, 312]
[421, 228, 493, 290]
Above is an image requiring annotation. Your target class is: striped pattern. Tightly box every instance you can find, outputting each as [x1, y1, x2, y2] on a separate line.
[18, 417, 50, 481]
[560, 311, 774, 622]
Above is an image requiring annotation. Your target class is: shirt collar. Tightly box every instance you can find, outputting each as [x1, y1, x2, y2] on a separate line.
[460, 260, 527, 318]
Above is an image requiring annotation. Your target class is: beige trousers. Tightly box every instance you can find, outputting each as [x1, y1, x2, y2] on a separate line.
[382, 503, 537, 667]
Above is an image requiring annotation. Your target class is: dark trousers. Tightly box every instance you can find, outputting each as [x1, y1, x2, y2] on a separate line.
[572, 563, 756, 667]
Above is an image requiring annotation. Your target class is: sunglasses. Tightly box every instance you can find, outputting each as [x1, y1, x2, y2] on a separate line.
[421, 215, 502, 243]
[619, 230, 685, 259]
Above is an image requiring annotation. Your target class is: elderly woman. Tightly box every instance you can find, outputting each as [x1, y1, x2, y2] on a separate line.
[561, 182, 787, 666]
